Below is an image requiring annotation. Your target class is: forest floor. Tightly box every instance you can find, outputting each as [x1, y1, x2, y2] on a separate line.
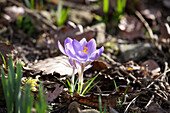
[0, 0, 170, 113]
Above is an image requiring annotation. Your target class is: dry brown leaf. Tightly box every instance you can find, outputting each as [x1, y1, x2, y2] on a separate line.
[118, 16, 144, 40]
[48, 84, 64, 103]
[90, 57, 110, 71]
[141, 59, 160, 75]
[36, 24, 95, 53]
[72, 92, 119, 108]
[147, 102, 168, 113]
[30, 55, 75, 76]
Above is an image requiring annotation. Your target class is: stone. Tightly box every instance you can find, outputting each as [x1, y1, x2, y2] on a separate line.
[119, 43, 152, 62]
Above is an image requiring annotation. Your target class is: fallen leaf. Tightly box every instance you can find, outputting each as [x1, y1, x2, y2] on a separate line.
[48, 84, 64, 103]
[72, 92, 119, 108]
[30, 55, 75, 76]
[141, 59, 160, 75]
[147, 102, 168, 113]
[90, 57, 110, 71]
[36, 24, 95, 53]
[118, 16, 144, 40]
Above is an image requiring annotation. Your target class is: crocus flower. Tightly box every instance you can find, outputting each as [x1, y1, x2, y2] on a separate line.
[58, 37, 104, 93]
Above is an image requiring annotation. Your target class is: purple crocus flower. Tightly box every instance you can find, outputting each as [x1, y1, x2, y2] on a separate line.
[58, 37, 104, 93]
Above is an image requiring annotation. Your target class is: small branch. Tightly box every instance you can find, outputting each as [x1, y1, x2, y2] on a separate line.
[101, 53, 121, 65]
[144, 95, 154, 109]
[135, 10, 157, 40]
[124, 95, 138, 113]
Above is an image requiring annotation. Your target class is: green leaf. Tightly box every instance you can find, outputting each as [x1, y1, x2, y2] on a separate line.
[15, 62, 22, 113]
[99, 94, 102, 113]
[0, 51, 6, 68]
[24, 0, 31, 8]
[81, 74, 99, 95]
[103, 0, 109, 14]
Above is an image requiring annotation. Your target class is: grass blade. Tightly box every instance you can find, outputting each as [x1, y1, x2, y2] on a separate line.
[81, 74, 99, 95]
[0, 51, 6, 68]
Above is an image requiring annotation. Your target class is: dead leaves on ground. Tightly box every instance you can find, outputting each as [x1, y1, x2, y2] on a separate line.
[118, 16, 144, 40]
[30, 55, 75, 76]
[47, 84, 64, 103]
[36, 23, 95, 53]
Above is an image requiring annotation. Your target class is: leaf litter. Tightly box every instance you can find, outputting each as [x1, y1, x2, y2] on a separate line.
[0, 0, 170, 113]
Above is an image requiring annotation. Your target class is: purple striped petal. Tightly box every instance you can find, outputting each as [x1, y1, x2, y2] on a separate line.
[75, 60, 81, 73]
[98, 46, 104, 56]
[85, 39, 96, 56]
[64, 37, 73, 47]
[65, 43, 76, 58]
[68, 58, 76, 68]
[76, 51, 88, 62]
[80, 38, 87, 47]
[58, 41, 66, 55]
[73, 39, 83, 53]
[84, 64, 93, 71]
[89, 46, 104, 61]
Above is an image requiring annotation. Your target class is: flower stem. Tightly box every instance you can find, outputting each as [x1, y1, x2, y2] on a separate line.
[71, 68, 75, 94]
[78, 63, 85, 94]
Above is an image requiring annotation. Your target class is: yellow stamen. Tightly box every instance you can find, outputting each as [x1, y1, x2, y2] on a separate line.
[83, 47, 88, 54]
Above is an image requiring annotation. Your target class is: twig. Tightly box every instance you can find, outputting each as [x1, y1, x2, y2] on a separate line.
[124, 95, 138, 113]
[101, 53, 121, 65]
[144, 95, 154, 109]
[147, 69, 170, 88]
[124, 68, 170, 112]
[135, 10, 157, 40]
[148, 90, 170, 104]
[7, 0, 57, 31]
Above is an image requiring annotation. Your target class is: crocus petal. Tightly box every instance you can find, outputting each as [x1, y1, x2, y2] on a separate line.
[85, 39, 96, 55]
[75, 60, 82, 73]
[65, 43, 76, 58]
[88, 52, 98, 61]
[73, 39, 83, 53]
[80, 38, 87, 47]
[84, 64, 93, 71]
[58, 41, 66, 55]
[76, 51, 88, 62]
[89, 46, 104, 61]
[97, 46, 104, 56]
[64, 37, 73, 47]
[68, 58, 76, 68]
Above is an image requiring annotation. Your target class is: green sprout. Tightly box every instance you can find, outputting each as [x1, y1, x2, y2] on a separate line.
[113, 0, 127, 23]
[99, 94, 107, 113]
[1, 55, 48, 113]
[103, 0, 109, 23]
[113, 80, 130, 105]
[16, 16, 35, 36]
[1, 55, 22, 113]
[0, 51, 6, 68]
[55, 74, 99, 95]
[55, 0, 70, 26]
[35, 83, 48, 113]
[24, 0, 44, 10]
